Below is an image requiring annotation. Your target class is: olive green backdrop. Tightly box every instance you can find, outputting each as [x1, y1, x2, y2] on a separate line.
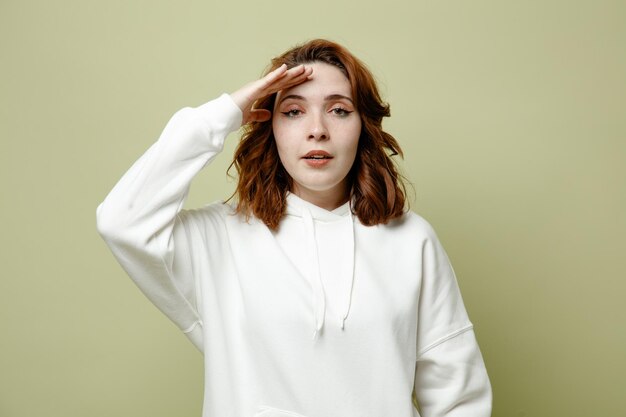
[1, 1, 624, 416]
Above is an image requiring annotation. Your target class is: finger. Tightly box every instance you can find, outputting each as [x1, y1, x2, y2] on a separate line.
[281, 64, 308, 83]
[273, 66, 313, 91]
[259, 64, 289, 88]
[268, 64, 305, 85]
[288, 65, 313, 83]
[261, 65, 311, 96]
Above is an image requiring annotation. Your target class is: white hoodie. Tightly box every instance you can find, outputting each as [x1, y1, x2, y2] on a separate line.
[96, 93, 492, 417]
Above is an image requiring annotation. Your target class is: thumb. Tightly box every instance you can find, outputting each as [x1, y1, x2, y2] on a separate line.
[248, 109, 272, 123]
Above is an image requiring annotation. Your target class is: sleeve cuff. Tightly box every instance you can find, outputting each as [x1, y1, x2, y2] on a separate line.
[194, 93, 243, 136]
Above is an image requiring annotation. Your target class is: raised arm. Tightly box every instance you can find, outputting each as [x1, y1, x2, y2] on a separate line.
[95, 64, 313, 351]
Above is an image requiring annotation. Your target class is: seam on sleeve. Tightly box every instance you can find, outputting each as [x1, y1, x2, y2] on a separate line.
[182, 320, 203, 334]
[417, 323, 474, 358]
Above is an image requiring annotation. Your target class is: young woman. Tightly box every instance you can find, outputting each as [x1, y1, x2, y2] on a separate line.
[97, 39, 492, 417]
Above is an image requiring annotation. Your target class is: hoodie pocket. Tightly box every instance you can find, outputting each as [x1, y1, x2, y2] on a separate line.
[253, 405, 310, 417]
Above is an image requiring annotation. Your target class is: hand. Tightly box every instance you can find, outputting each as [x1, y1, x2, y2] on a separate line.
[230, 64, 313, 125]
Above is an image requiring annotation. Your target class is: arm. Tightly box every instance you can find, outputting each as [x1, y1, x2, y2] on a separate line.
[413, 222, 492, 416]
[96, 94, 243, 351]
[95, 65, 313, 351]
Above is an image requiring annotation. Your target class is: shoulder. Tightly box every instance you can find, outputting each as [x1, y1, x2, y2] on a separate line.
[353, 209, 444, 257]
[380, 209, 442, 244]
[178, 199, 264, 231]
[176, 200, 237, 229]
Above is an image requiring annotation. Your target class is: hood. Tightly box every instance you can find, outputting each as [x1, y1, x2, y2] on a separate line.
[285, 192, 356, 340]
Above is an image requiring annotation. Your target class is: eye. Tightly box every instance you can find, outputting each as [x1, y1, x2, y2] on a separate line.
[330, 107, 353, 117]
[281, 109, 302, 117]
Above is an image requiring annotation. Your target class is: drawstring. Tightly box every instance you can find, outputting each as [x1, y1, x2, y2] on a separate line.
[301, 202, 356, 340]
[302, 207, 326, 340]
[340, 209, 355, 330]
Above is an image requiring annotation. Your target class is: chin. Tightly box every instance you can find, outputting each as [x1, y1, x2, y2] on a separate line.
[293, 177, 347, 195]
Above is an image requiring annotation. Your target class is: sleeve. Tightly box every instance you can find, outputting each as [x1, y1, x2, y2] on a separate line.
[95, 93, 243, 352]
[413, 221, 493, 416]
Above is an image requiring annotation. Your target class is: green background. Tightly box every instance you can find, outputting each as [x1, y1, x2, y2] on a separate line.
[1, 1, 624, 416]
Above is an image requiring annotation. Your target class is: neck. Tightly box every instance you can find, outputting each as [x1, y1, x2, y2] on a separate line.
[291, 183, 349, 211]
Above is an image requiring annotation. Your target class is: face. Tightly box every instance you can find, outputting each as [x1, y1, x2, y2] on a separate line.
[272, 62, 361, 208]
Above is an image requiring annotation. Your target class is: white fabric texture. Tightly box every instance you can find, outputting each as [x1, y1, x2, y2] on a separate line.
[96, 93, 492, 417]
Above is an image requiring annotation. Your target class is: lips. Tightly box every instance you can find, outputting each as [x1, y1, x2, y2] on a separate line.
[302, 150, 333, 159]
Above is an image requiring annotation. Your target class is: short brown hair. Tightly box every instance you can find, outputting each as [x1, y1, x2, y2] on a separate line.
[228, 39, 408, 230]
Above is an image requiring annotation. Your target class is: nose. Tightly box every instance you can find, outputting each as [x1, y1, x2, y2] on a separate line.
[308, 111, 329, 141]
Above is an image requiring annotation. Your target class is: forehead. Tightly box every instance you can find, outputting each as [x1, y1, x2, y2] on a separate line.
[277, 62, 352, 101]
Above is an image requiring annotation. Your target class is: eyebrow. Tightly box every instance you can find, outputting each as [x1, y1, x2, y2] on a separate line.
[277, 94, 354, 105]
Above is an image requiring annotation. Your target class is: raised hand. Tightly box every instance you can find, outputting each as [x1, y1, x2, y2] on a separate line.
[230, 64, 313, 125]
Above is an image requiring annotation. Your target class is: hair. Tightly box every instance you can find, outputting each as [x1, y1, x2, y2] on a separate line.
[228, 39, 408, 230]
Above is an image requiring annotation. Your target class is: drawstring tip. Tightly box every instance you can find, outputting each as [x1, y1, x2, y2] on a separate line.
[340, 317, 345, 330]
